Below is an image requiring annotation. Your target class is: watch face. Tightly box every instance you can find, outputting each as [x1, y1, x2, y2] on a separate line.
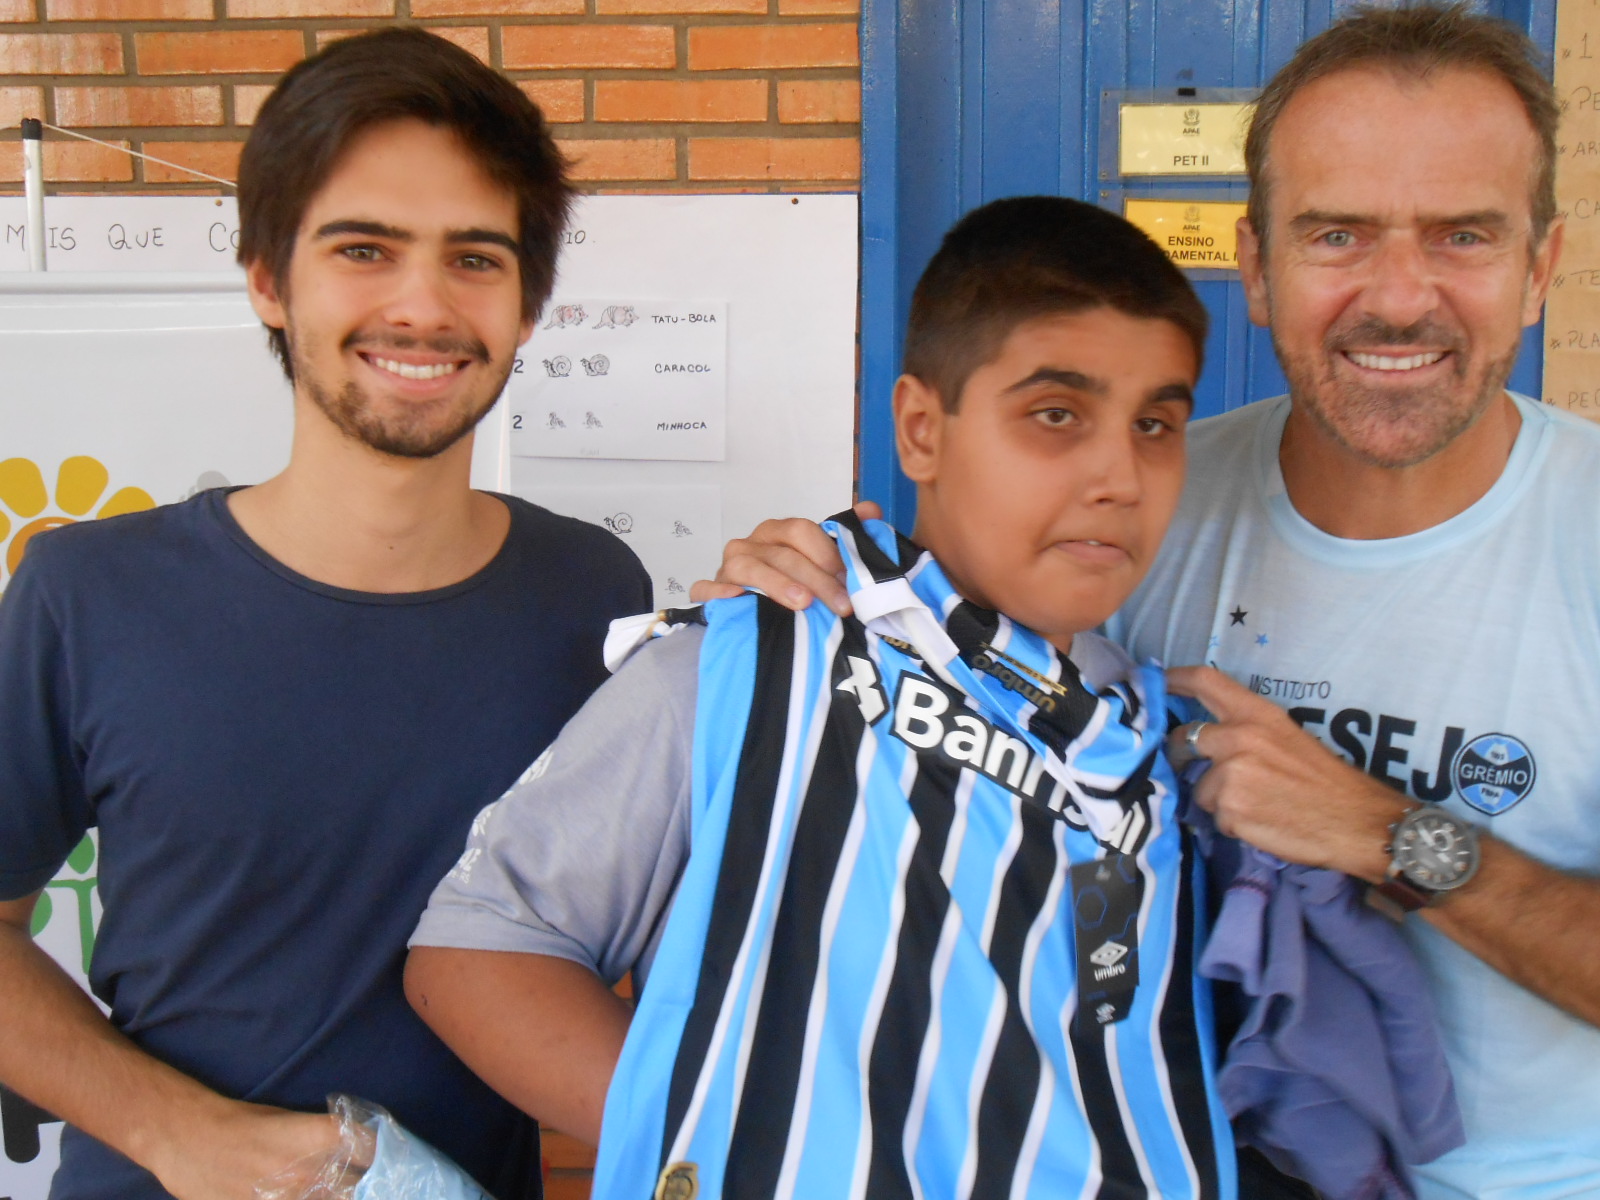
[1396, 809, 1480, 890]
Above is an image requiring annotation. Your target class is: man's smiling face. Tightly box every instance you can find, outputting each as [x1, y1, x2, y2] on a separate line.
[247, 117, 532, 460]
[1240, 64, 1559, 468]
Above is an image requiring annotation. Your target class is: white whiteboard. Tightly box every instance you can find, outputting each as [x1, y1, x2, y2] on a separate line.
[0, 271, 511, 594]
[0, 192, 857, 1199]
[0, 193, 861, 606]
[0, 274, 292, 528]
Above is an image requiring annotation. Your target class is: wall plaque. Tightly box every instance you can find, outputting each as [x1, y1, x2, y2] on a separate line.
[1124, 199, 1248, 270]
[1118, 102, 1251, 176]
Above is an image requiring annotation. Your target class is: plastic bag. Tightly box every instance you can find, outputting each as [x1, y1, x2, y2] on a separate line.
[254, 1095, 491, 1200]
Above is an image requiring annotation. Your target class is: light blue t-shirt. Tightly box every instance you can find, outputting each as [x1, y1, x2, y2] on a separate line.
[1107, 392, 1600, 1199]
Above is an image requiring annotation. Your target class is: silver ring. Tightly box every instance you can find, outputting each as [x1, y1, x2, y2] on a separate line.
[1185, 721, 1210, 758]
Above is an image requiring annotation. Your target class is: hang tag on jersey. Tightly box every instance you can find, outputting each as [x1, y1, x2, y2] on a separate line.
[1071, 854, 1143, 1029]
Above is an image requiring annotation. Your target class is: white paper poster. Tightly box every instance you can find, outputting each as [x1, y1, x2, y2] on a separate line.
[520, 484, 721, 609]
[507, 195, 857, 553]
[509, 299, 727, 462]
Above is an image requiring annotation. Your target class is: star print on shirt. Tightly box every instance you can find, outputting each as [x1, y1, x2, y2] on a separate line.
[1256, 634, 1269, 647]
[1230, 607, 1247, 626]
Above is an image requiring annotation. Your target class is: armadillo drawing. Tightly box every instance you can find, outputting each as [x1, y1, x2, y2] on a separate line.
[543, 304, 587, 329]
[593, 305, 639, 329]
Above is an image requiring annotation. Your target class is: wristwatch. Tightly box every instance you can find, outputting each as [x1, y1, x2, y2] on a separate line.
[1369, 805, 1482, 916]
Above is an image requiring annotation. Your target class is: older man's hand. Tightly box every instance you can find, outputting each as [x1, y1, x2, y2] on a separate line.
[1165, 665, 1410, 883]
[690, 500, 883, 614]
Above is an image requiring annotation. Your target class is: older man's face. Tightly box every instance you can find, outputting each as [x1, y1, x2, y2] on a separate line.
[1238, 65, 1559, 468]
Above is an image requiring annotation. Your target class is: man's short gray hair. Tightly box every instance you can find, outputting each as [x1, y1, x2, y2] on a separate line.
[1245, 4, 1559, 247]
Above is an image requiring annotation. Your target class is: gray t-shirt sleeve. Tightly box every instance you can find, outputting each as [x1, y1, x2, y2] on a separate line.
[409, 623, 702, 988]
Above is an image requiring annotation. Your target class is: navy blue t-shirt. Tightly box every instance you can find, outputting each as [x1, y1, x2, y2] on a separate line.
[0, 489, 651, 1200]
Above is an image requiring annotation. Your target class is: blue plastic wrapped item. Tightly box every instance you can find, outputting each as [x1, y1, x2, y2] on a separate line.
[254, 1096, 490, 1200]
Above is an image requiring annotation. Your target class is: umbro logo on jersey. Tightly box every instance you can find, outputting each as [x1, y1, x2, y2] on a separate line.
[836, 655, 889, 724]
[1094, 1002, 1117, 1025]
[972, 647, 1062, 714]
[1090, 940, 1129, 980]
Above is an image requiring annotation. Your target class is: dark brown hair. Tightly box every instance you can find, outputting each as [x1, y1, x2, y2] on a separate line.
[236, 27, 573, 377]
[903, 195, 1208, 410]
[1245, 3, 1558, 246]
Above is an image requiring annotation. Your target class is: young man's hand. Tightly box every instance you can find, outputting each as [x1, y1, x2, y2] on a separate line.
[1164, 665, 1407, 882]
[690, 500, 883, 615]
[0, 895, 341, 1200]
[148, 1101, 342, 1200]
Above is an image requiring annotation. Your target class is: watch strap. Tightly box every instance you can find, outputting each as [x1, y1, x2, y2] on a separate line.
[1372, 870, 1432, 912]
[1368, 807, 1435, 920]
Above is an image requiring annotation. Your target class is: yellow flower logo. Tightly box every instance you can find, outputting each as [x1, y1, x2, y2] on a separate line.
[0, 457, 155, 583]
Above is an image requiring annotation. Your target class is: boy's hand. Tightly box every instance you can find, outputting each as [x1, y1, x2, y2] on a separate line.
[1165, 665, 1405, 882]
[690, 500, 883, 615]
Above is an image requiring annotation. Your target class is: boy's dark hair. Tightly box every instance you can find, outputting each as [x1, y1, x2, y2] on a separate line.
[237, 27, 573, 378]
[1245, 4, 1557, 248]
[903, 196, 1208, 411]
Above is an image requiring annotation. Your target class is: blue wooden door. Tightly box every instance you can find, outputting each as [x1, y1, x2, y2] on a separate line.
[859, 0, 1557, 522]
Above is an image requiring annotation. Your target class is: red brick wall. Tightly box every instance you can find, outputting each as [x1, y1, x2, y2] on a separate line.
[0, 0, 861, 193]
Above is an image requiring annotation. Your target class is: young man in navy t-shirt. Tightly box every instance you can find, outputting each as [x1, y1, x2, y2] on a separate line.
[0, 29, 647, 1200]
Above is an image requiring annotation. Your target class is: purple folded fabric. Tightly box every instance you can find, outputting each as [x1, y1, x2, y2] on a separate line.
[1199, 840, 1465, 1200]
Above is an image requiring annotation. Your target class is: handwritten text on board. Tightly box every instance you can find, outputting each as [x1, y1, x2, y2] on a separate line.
[0, 196, 241, 273]
[508, 298, 728, 462]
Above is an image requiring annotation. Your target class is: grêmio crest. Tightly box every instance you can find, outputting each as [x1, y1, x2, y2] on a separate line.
[1451, 732, 1536, 815]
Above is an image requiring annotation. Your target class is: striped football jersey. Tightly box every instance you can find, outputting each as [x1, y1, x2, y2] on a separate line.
[593, 513, 1233, 1200]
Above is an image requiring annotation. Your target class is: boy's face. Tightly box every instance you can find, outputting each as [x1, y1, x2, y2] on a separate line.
[899, 308, 1196, 650]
